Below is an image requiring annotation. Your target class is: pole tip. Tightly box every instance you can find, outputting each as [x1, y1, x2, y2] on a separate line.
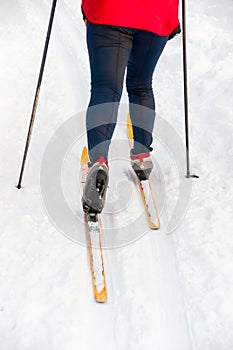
[186, 174, 199, 179]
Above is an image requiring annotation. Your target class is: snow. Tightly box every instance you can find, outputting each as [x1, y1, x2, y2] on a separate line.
[0, 0, 233, 349]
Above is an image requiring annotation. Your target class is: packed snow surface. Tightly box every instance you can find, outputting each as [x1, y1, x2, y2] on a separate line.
[0, 1, 233, 349]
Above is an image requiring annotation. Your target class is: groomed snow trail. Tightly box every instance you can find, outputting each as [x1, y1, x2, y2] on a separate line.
[0, 1, 232, 350]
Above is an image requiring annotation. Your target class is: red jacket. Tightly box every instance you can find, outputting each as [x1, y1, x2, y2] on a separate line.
[81, 0, 180, 36]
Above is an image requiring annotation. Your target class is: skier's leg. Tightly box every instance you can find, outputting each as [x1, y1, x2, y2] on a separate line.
[126, 30, 168, 155]
[83, 24, 133, 213]
[86, 23, 133, 164]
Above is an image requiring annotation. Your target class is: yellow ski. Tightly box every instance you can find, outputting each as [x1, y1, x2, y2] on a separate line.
[81, 146, 108, 303]
[127, 114, 160, 230]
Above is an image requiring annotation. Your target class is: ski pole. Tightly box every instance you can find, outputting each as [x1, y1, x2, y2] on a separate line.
[181, 0, 199, 179]
[16, 0, 58, 189]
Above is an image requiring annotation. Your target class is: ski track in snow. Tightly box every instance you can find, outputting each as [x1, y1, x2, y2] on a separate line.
[0, 1, 233, 349]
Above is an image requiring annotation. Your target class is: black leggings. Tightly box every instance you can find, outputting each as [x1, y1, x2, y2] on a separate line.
[86, 23, 168, 163]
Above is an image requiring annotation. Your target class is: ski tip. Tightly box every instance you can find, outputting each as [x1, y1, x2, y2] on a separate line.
[94, 288, 108, 303]
[127, 113, 133, 140]
[149, 220, 160, 230]
[81, 146, 88, 165]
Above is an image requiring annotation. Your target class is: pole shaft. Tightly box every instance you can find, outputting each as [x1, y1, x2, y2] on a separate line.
[17, 0, 57, 189]
[182, 0, 191, 177]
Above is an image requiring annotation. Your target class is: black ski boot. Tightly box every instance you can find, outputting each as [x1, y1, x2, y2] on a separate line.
[130, 151, 153, 181]
[82, 156, 109, 214]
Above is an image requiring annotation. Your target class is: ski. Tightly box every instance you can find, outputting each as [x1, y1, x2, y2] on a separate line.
[127, 114, 160, 230]
[137, 178, 160, 229]
[81, 146, 108, 303]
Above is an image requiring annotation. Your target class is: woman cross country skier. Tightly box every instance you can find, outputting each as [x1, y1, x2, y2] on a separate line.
[81, 0, 180, 214]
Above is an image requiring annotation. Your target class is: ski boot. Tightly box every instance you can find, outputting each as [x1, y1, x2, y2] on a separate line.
[130, 151, 153, 181]
[82, 156, 109, 214]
